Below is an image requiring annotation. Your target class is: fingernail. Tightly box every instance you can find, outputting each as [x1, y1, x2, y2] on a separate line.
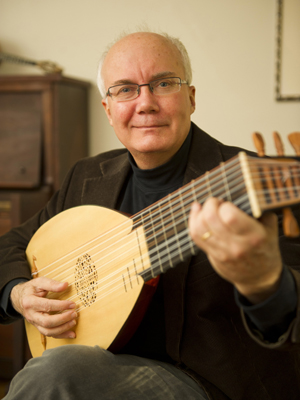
[68, 303, 76, 309]
[69, 332, 76, 339]
[71, 312, 77, 319]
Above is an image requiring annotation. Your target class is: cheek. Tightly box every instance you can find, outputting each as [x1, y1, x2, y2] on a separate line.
[109, 104, 133, 128]
[167, 99, 191, 125]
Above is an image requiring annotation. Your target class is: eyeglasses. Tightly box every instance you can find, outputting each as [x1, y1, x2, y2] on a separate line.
[106, 77, 188, 102]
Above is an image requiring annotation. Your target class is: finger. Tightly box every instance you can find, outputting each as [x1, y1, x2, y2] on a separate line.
[36, 308, 77, 329]
[36, 312, 77, 338]
[218, 201, 260, 236]
[24, 296, 76, 314]
[189, 202, 206, 243]
[200, 198, 226, 237]
[32, 277, 69, 295]
[189, 199, 226, 247]
[53, 330, 76, 339]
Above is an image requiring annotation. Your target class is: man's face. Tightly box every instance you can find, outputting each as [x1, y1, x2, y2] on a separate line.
[101, 33, 196, 169]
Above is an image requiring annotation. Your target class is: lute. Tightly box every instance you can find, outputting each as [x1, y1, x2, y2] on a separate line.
[25, 135, 300, 358]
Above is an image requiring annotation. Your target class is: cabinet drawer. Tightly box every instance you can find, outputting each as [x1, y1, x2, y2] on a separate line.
[0, 93, 42, 188]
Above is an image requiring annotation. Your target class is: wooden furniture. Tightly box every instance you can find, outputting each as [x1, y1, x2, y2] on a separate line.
[0, 74, 89, 379]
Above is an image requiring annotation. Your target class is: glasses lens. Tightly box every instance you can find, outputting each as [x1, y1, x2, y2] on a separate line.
[109, 84, 138, 101]
[151, 77, 181, 95]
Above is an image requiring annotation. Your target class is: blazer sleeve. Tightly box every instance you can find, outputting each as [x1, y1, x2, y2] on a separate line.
[0, 162, 79, 323]
[241, 206, 300, 349]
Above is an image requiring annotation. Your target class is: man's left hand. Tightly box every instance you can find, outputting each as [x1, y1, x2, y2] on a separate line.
[188, 198, 283, 304]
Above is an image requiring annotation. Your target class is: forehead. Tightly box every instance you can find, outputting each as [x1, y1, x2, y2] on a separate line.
[102, 33, 185, 85]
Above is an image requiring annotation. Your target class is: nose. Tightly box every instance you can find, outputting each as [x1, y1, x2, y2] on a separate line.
[135, 85, 159, 114]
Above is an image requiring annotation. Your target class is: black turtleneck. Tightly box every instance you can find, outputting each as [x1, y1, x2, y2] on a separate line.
[118, 128, 192, 216]
[117, 127, 192, 361]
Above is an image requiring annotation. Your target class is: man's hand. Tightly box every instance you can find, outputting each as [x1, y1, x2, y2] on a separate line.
[10, 278, 77, 339]
[189, 198, 283, 304]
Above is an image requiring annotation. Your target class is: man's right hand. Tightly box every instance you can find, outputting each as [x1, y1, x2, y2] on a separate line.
[10, 278, 77, 339]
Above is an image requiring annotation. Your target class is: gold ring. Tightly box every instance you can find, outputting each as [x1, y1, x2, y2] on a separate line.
[201, 231, 212, 241]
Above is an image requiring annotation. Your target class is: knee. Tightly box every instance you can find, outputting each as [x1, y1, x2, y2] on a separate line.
[45, 345, 114, 372]
[42, 344, 104, 372]
[25, 345, 102, 380]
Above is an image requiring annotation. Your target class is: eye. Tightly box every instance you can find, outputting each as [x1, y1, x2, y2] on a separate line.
[116, 85, 137, 95]
[157, 79, 172, 88]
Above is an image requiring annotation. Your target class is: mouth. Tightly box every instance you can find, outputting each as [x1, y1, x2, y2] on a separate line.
[133, 124, 167, 130]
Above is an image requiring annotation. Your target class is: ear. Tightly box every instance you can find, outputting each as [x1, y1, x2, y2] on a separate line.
[189, 86, 196, 115]
[102, 99, 113, 126]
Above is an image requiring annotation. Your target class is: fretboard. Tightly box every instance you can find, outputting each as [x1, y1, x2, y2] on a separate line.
[132, 152, 300, 281]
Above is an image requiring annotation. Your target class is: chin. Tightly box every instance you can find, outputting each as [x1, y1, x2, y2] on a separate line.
[133, 141, 170, 154]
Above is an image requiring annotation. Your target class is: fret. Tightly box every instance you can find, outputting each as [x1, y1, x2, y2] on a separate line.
[221, 162, 232, 202]
[147, 209, 161, 275]
[158, 201, 173, 270]
[158, 196, 186, 267]
[169, 200, 184, 262]
[179, 191, 197, 256]
[270, 167, 280, 203]
[143, 205, 164, 277]
[205, 171, 213, 197]
[206, 168, 227, 201]
[190, 180, 198, 203]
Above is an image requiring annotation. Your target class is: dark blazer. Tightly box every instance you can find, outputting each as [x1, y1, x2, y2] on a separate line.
[0, 123, 300, 400]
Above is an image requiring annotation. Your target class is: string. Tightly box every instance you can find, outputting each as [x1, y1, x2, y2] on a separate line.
[34, 155, 300, 278]
[37, 180, 300, 308]
[34, 157, 243, 276]
[46, 174, 299, 287]
[40, 164, 248, 284]
[44, 162, 248, 304]
[34, 155, 300, 310]
[50, 197, 299, 314]
[55, 193, 254, 315]
[48, 186, 252, 307]
[49, 187, 272, 315]
[37, 159, 300, 295]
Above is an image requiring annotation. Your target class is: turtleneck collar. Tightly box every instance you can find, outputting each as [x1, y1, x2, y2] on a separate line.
[127, 126, 192, 194]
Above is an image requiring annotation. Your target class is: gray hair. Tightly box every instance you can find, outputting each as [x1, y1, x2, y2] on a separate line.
[97, 30, 193, 100]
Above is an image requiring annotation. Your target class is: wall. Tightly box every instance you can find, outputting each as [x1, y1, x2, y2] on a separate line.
[0, 0, 299, 157]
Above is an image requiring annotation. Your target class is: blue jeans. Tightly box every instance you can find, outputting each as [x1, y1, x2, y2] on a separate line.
[4, 345, 209, 399]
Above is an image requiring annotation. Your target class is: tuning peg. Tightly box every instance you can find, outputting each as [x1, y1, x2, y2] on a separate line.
[274, 132, 300, 237]
[253, 131, 299, 237]
[273, 131, 285, 156]
[288, 132, 300, 156]
[283, 208, 300, 237]
[252, 132, 265, 156]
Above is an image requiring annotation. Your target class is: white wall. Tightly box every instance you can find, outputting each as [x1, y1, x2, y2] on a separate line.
[0, 0, 299, 157]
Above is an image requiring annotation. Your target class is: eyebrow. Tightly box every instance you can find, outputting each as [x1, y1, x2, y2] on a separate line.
[111, 71, 177, 86]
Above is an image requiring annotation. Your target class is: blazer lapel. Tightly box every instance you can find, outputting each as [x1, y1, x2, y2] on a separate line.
[81, 151, 131, 209]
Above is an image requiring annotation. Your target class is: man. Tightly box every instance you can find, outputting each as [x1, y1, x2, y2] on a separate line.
[1, 31, 300, 400]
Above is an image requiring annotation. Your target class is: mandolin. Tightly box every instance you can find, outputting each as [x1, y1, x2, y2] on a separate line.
[25, 147, 300, 358]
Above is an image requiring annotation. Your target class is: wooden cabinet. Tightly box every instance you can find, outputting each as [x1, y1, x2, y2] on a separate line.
[0, 74, 89, 191]
[0, 74, 89, 379]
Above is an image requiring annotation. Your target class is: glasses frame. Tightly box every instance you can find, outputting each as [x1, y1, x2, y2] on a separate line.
[106, 77, 188, 102]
